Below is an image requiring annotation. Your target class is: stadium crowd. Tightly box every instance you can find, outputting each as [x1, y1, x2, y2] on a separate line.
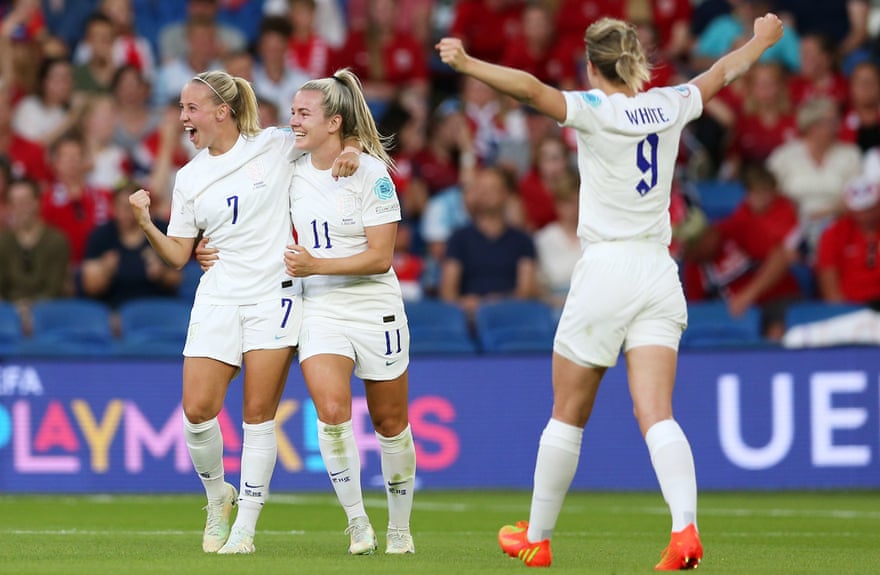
[1, 0, 880, 345]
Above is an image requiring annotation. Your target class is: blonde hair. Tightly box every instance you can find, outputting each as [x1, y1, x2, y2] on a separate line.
[192, 70, 260, 137]
[584, 18, 651, 93]
[299, 68, 394, 168]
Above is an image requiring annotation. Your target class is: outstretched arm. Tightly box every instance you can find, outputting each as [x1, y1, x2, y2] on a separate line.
[691, 13, 784, 105]
[435, 37, 567, 123]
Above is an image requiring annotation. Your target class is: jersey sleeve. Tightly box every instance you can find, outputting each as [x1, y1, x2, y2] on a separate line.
[560, 90, 604, 133]
[166, 172, 199, 238]
[360, 164, 401, 227]
[668, 84, 704, 125]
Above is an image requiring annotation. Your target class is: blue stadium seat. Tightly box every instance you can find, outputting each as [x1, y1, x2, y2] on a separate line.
[19, 299, 115, 356]
[681, 301, 764, 348]
[405, 299, 477, 354]
[0, 301, 23, 355]
[694, 179, 745, 221]
[474, 299, 556, 353]
[785, 301, 866, 329]
[789, 262, 817, 299]
[116, 298, 191, 357]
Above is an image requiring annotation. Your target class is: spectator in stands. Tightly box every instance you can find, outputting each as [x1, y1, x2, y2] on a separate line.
[815, 175, 880, 306]
[459, 75, 530, 174]
[723, 62, 797, 178]
[81, 95, 131, 191]
[266, 0, 346, 49]
[767, 97, 862, 256]
[788, 34, 849, 110]
[87, 0, 155, 83]
[840, 60, 880, 153]
[692, 0, 799, 72]
[330, 0, 430, 119]
[551, 0, 693, 66]
[346, 0, 433, 49]
[282, 0, 334, 79]
[42, 0, 98, 53]
[0, 2, 46, 103]
[774, 0, 869, 63]
[534, 167, 579, 312]
[110, 65, 161, 177]
[153, 16, 223, 107]
[251, 16, 309, 119]
[440, 165, 538, 322]
[409, 99, 477, 215]
[0, 178, 71, 325]
[41, 131, 113, 265]
[448, 0, 524, 64]
[0, 82, 52, 184]
[72, 12, 117, 94]
[518, 134, 570, 231]
[158, 0, 246, 64]
[11, 57, 87, 148]
[500, 3, 578, 90]
[80, 182, 180, 312]
[681, 190, 802, 341]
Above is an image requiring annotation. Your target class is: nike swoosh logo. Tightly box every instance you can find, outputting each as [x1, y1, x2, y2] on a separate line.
[329, 468, 349, 477]
[244, 482, 264, 489]
[274, 334, 286, 340]
[387, 480, 408, 487]
[385, 359, 398, 366]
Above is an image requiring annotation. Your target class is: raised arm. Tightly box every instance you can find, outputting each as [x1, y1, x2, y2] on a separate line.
[129, 189, 195, 270]
[435, 37, 567, 124]
[691, 13, 784, 106]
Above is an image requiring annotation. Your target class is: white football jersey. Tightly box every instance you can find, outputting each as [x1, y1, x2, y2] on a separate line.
[168, 127, 300, 304]
[289, 153, 405, 328]
[562, 85, 703, 246]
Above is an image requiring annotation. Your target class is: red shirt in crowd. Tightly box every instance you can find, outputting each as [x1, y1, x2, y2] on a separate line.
[331, 30, 428, 87]
[410, 149, 461, 197]
[517, 170, 557, 231]
[815, 216, 880, 303]
[684, 197, 802, 304]
[448, 0, 524, 63]
[789, 73, 849, 109]
[5, 134, 52, 183]
[500, 40, 578, 88]
[728, 113, 798, 166]
[40, 183, 113, 264]
[287, 34, 333, 79]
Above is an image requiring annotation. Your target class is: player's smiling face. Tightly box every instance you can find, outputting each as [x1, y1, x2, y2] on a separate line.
[178, 82, 221, 151]
[289, 89, 339, 152]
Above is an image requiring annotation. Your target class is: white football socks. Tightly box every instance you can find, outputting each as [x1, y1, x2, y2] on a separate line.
[318, 419, 367, 522]
[376, 424, 416, 529]
[233, 419, 277, 534]
[183, 415, 226, 502]
[645, 419, 697, 532]
[528, 418, 583, 542]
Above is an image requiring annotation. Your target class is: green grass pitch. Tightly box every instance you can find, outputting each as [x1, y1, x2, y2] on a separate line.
[0, 490, 877, 574]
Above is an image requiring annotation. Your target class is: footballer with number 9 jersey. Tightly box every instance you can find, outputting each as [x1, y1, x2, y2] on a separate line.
[437, 11, 785, 571]
[283, 68, 416, 557]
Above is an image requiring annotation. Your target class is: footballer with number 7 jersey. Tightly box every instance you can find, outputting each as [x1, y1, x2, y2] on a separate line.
[437, 11, 784, 571]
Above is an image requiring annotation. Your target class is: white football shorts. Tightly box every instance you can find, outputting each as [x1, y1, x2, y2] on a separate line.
[298, 315, 410, 381]
[184, 292, 302, 367]
[554, 241, 687, 367]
